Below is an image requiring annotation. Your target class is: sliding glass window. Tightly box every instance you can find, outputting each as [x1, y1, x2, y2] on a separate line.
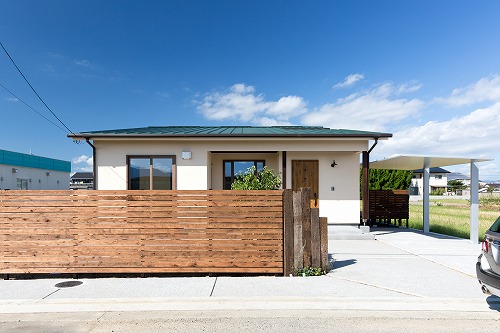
[128, 156, 175, 190]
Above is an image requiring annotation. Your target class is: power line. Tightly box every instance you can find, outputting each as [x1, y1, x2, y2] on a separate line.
[0, 81, 68, 133]
[0, 41, 75, 135]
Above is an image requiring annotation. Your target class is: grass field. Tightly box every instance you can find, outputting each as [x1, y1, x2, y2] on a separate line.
[408, 197, 500, 241]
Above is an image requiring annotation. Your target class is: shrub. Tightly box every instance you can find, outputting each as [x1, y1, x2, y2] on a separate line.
[231, 166, 282, 190]
[430, 188, 445, 196]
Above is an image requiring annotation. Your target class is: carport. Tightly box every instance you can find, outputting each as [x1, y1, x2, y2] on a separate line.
[369, 155, 492, 244]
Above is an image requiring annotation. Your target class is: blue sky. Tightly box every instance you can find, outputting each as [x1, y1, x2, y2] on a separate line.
[1, 1, 500, 179]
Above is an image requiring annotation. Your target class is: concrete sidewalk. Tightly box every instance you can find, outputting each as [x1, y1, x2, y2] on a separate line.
[0, 227, 498, 316]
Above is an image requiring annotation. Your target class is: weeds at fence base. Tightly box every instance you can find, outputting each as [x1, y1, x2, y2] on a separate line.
[295, 267, 325, 277]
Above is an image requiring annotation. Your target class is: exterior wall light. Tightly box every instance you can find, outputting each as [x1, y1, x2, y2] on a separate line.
[12, 168, 17, 173]
[331, 160, 338, 168]
[182, 151, 192, 160]
[46, 172, 51, 176]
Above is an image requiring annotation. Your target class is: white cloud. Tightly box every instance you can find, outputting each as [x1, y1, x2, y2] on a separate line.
[195, 76, 500, 178]
[72, 155, 93, 166]
[434, 74, 500, 107]
[197, 84, 307, 125]
[5, 97, 18, 102]
[72, 166, 93, 173]
[232, 83, 255, 94]
[398, 81, 422, 94]
[374, 103, 500, 179]
[302, 83, 424, 132]
[156, 91, 170, 100]
[333, 74, 364, 89]
[74, 59, 92, 67]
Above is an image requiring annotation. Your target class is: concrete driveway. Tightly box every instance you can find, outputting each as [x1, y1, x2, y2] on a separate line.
[0, 227, 498, 317]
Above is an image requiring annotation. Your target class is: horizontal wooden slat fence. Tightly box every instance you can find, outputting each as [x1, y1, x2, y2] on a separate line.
[0, 190, 284, 274]
[369, 190, 409, 227]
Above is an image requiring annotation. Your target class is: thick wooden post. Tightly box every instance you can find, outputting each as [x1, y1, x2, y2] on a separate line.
[283, 189, 294, 276]
[293, 190, 304, 271]
[310, 208, 320, 267]
[319, 217, 329, 271]
[301, 188, 312, 268]
[282, 151, 287, 189]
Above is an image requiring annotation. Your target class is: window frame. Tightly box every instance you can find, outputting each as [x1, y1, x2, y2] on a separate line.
[223, 160, 265, 190]
[16, 178, 29, 190]
[126, 155, 176, 190]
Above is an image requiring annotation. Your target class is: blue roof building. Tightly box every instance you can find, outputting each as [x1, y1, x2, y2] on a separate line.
[0, 149, 71, 190]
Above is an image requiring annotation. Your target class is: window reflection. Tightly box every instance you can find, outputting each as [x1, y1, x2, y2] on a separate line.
[223, 160, 265, 190]
[129, 156, 174, 190]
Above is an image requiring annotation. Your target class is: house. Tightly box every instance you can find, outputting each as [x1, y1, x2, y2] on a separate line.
[410, 167, 450, 195]
[0, 149, 71, 190]
[70, 172, 94, 190]
[447, 172, 471, 187]
[68, 126, 392, 225]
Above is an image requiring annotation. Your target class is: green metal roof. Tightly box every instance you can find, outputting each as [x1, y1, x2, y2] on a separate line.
[69, 126, 392, 139]
[0, 149, 71, 173]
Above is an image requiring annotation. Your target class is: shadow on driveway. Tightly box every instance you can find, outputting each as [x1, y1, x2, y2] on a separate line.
[330, 258, 357, 270]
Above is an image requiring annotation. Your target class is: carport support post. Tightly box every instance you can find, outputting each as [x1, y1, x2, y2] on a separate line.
[423, 163, 430, 233]
[470, 161, 479, 244]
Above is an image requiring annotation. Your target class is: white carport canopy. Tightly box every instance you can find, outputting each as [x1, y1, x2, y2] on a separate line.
[369, 155, 492, 243]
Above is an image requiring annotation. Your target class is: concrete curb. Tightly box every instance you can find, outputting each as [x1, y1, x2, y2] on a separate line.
[0, 296, 499, 314]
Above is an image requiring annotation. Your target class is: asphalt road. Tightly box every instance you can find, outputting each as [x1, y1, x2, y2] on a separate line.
[1, 310, 499, 333]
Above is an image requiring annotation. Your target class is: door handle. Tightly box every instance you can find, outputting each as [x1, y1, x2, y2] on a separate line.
[314, 192, 318, 207]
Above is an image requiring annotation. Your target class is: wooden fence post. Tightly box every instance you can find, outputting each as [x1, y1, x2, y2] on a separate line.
[319, 217, 329, 271]
[283, 189, 294, 276]
[293, 190, 304, 271]
[310, 208, 320, 267]
[301, 188, 312, 268]
[289, 188, 330, 274]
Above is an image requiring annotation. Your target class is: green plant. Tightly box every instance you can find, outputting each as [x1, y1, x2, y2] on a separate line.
[231, 166, 282, 190]
[359, 168, 412, 198]
[296, 266, 325, 276]
[447, 180, 466, 192]
[430, 188, 445, 196]
[408, 199, 499, 242]
[480, 197, 500, 206]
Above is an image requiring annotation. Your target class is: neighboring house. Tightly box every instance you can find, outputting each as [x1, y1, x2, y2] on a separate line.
[447, 172, 471, 196]
[0, 149, 71, 190]
[410, 167, 450, 195]
[68, 126, 391, 225]
[447, 172, 471, 187]
[70, 172, 94, 190]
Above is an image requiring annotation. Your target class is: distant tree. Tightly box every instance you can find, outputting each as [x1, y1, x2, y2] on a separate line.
[231, 166, 282, 190]
[360, 169, 413, 198]
[447, 179, 466, 192]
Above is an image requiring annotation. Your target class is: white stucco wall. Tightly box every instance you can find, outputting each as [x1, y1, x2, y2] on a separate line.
[93, 138, 368, 224]
[0, 165, 69, 190]
[95, 141, 210, 190]
[286, 151, 361, 224]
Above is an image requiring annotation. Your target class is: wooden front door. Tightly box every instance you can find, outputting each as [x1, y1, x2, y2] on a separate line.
[292, 160, 319, 208]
